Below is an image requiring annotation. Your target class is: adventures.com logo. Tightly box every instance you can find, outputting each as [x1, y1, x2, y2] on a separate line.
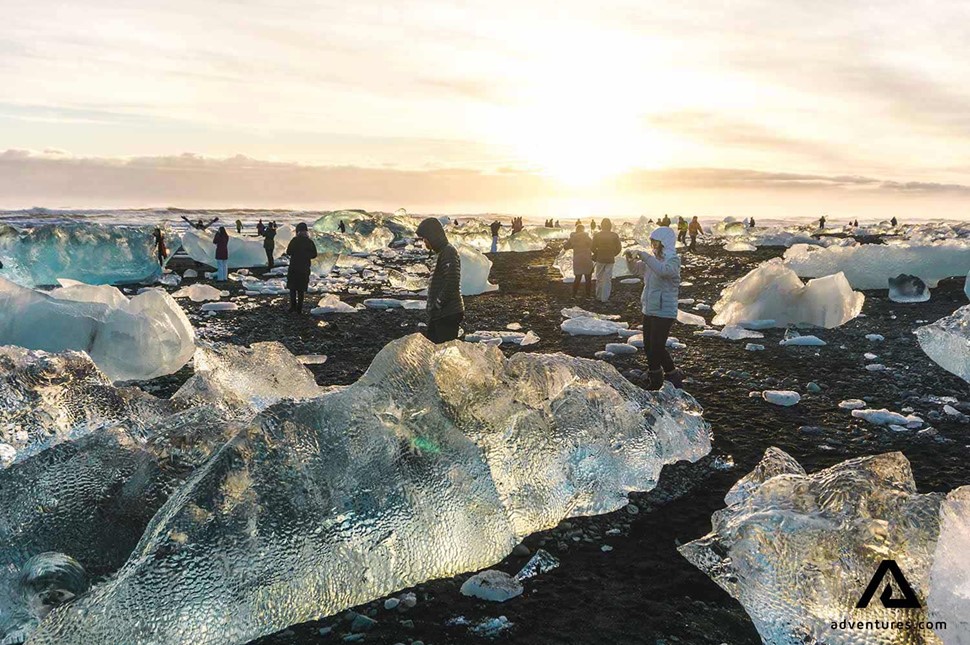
[830, 559, 946, 633]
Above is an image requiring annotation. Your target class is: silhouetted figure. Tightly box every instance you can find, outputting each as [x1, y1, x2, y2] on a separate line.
[591, 218, 622, 302]
[819, 215, 826, 229]
[257, 220, 266, 236]
[628, 226, 683, 390]
[659, 214, 671, 227]
[688, 216, 702, 252]
[263, 223, 277, 268]
[511, 216, 523, 234]
[677, 217, 688, 245]
[338, 220, 347, 234]
[285, 223, 318, 313]
[564, 223, 593, 298]
[489, 220, 502, 253]
[555, 219, 561, 228]
[416, 217, 464, 343]
[152, 227, 167, 265]
[855, 219, 859, 227]
[590, 219, 597, 232]
[750, 217, 756, 228]
[213, 227, 229, 281]
[181, 215, 219, 230]
[891, 216, 898, 227]
[235, 219, 242, 234]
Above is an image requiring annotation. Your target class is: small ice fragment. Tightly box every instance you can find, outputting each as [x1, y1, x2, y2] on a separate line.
[460, 570, 523, 602]
[763, 391, 801, 406]
[513, 549, 560, 581]
[838, 399, 866, 410]
[745, 343, 765, 351]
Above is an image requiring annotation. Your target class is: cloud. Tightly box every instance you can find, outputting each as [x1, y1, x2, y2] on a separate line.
[2, 151, 969, 215]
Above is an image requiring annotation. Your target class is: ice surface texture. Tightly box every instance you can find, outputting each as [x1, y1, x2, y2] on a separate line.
[916, 305, 970, 383]
[0, 346, 174, 468]
[180, 226, 294, 269]
[457, 244, 499, 295]
[680, 447, 946, 644]
[0, 277, 195, 382]
[0, 223, 166, 288]
[29, 334, 711, 645]
[928, 486, 970, 642]
[712, 259, 864, 329]
[784, 241, 970, 290]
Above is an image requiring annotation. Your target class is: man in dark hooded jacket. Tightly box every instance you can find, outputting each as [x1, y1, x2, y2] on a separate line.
[416, 217, 464, 343]
[285, 223, 317, 313]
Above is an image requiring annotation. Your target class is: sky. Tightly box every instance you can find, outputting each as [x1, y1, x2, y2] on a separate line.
[2, 0, 970, 219]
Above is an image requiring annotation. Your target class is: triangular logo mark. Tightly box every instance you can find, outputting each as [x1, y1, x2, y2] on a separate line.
[856, 559, 921, 609]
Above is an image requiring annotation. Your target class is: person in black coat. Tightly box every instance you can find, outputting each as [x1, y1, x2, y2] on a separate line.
[263, 223, 277, 268]
[416, 217, 463, 343]
[285, 223, 318, 313]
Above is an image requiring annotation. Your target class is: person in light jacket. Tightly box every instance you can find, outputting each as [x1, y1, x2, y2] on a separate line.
[627, 226, 683, 390]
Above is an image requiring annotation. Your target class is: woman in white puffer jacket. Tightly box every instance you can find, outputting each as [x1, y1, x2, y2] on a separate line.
[627, 226, 683, 390]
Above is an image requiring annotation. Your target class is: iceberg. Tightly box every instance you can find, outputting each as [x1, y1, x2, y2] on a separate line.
[928, 486, 970, 641]
[784, 240, 970, 289]
[0, 223, 168, 287]
[0, 277, 195, 382]
[457, 244, 499, 295]
[916, 305, 970, 383]
[0, 346, 174, 468]
[888, 274, 930, 303]
[712, 259, 864, 329]
[171, 342, 321, 415]
[680, 448, 946, 645]
[180, 226, 294, 269]
[29, 334, 711, 645]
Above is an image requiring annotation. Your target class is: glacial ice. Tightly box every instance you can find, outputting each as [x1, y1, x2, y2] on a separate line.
[888, 274, 930, 303]
[173, 284, 223, 302]
[762, 390, 800, 406]
[561, 307, 621, 321]
[310, 294, 358, 314]
[724, 241, 756, 252]
[712, 259, 864, 329]
[171, 342, 321, 415]
[0, 346, 174, 467]
[460, 571, 523, 602]
[458, 244, 499, 295]
[784, 240, 970, 289]
[916, 305, 970, 383]
[779, 335, 826, 346]
[561, 317, 630, 336]
[0, 277, 195, 382]
[677, 310, 707, 327]
[928, 486, 970, 641]
[680, 448, 947, 645]
[180, 227, 294, 269]
[851, 408, 923, 427]
[200, 302, 238, 312]
[28, 334, 711, 645]
[0, 223, 168, 287]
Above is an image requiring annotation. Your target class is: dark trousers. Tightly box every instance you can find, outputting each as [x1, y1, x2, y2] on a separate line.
[572, 273, 592, 296]
[678, 230, 687, 244]
[689, 233, 698, 252]
[426, 312, 464, 343]
[289, 289, 305, 312]
[643, 315, 676, 372]
[265, 248, 274, 269]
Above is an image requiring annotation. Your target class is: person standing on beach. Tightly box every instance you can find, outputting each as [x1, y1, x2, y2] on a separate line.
[688, 216, 702, 252]
[338, 220, 347, 234]
[213, 226, 229, 281]
[285, 223, 318, 313]
[564, 223, 593, 298]
[152, 227, 167, 265]
[416, 217, 464, 343]
[235, 219, 242, 234]
[257, 219, 265, 236]
[489, 220, 502, 253]
[590, 219, 597, 232]
[590, 218, 621, 302]
[263, 222, 277, 269]
[627, 226, 683, 390]
[890, 216, 898, 227]
[677, 217, 688, 245]
[819, 215, 826, 229]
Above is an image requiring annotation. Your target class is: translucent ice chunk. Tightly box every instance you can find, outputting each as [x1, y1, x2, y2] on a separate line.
[784, 240, 970, 290]
[31, 334, 711, 645]
[172, 342, 321, 416]
[310, 294, 358, 314]
[916, 305, 970, 383]
[680, 448, 945, 645]
[0, 346, 175, 467]
[0, 277, 195, 382]
[928, 486, 970, 641]
[712, 259, 864, 329]
[0, 223, 166, 287]
[761, 390, 800, 406]
[888, 274, 930, 303]
[460, 570, 523, 602]
[173, 284, 223, 302]
[457, 244, 499, 295]
[513, 548, 560, 581]
[561, 317, 630, 336]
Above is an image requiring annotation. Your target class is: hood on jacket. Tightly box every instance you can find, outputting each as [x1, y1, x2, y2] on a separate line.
[416, 217, 449, 252]
[649, 226, 678, 257]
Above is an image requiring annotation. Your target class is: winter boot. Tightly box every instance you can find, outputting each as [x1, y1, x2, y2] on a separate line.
[646, 368, 665, 391]
[665, 368, 685, 389]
